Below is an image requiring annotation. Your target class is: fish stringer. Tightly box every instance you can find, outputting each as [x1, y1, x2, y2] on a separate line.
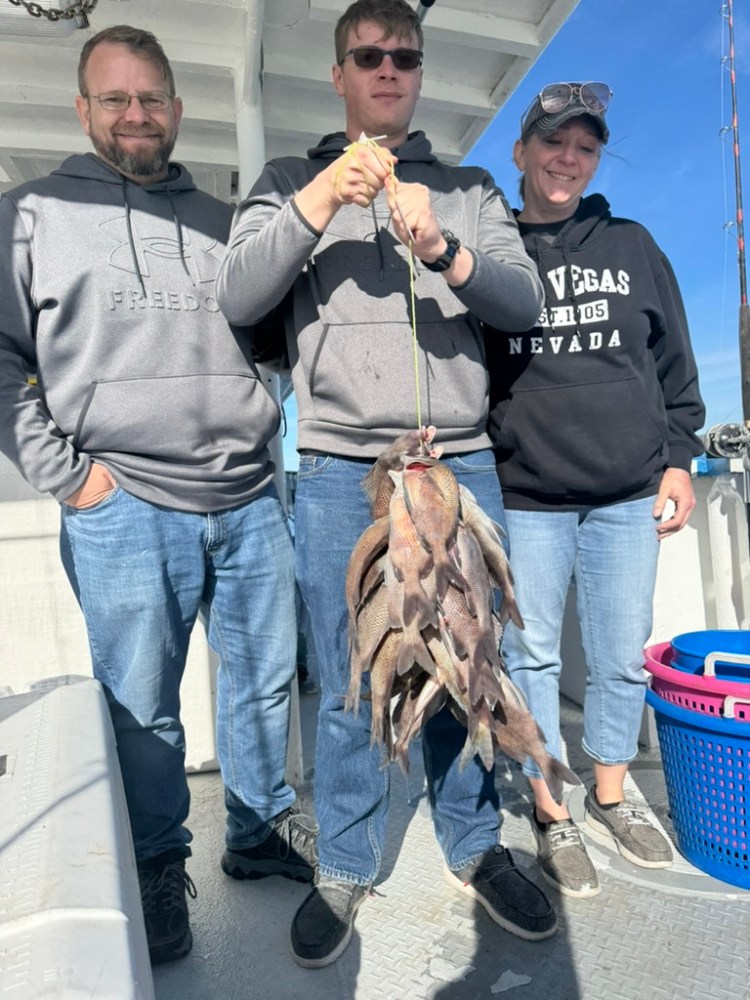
[335, 132, 424, 434]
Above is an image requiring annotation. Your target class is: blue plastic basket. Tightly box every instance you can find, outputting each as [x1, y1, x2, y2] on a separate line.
[646, 688, 750, 889]
[670, 629, 750, 680]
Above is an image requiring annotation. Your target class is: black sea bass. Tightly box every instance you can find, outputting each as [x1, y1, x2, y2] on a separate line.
[345, 426, 579, 805]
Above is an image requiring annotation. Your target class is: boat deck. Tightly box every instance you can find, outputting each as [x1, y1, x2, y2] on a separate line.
[152, 691, 750, 1000]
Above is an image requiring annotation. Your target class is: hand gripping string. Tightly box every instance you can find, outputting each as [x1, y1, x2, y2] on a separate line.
[335, 133, 422, 430]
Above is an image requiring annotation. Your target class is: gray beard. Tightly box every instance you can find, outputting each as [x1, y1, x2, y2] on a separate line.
[95, 136, 175, 179]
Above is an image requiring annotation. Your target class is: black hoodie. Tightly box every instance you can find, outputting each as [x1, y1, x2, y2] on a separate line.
[486, 194, 705, 511]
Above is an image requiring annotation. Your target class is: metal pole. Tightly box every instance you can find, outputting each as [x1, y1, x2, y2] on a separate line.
[724, 0, 750, 425]
[416, 0, 436, 23]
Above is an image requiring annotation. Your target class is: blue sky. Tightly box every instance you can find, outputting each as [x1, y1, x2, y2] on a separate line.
[281, 0, 742, 470]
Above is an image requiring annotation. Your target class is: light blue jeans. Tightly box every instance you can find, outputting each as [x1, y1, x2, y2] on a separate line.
[500, 497, 660, 777]
[295, 449, 505, 885]
[60, 483, 297, 862]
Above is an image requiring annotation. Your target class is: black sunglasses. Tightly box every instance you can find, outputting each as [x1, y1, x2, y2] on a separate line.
[340, 46, 423, 71]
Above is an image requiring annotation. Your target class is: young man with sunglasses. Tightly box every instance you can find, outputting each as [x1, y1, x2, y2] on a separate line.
[218, 0, 555, 969]
[0, 25, 319, 966]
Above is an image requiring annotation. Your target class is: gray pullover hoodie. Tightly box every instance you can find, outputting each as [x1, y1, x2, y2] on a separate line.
[217, 131, 543, 457]
[0, 153, 278, 511]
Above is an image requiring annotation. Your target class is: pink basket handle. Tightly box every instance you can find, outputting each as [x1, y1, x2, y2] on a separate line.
[704, 650, 750, 677]
[723, 696, 750, 720]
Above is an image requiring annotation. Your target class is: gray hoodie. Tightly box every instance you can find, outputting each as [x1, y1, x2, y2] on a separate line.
[0, 153, 278, 511]
[217, 131, 543, 457]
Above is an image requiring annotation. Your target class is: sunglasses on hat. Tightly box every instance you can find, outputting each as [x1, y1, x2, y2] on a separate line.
[340, 46, 424, 71]
[537, 82, 613, 115]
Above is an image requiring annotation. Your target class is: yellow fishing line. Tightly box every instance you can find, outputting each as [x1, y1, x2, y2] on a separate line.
[337, 134, 422, 431]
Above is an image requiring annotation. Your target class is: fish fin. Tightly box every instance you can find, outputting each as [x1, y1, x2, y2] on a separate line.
[392, 678, 445, 766]
[345, 516, 389, 611]
[435, 612, 469, 674]
[494, 666, 532, 712]
[479, 545, 525, 630]
[345, 633, 365, 714]
[435, 555, 470, 606]
[358, 562, 386, 607]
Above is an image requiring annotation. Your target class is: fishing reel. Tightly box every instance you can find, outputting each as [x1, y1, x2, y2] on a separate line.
[702, 422, 750, 459]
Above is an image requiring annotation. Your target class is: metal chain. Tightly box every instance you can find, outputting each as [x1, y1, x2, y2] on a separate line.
[6, 0, 99, 23]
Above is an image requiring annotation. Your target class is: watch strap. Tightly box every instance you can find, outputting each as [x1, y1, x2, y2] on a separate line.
[421, 229, 461, 272]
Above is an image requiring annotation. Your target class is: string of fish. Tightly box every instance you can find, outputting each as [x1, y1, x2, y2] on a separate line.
[333, 133, 423, 434]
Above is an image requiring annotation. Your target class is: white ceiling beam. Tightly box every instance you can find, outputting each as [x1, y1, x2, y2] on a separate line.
[537, 0, 581, 45]
[0, 131, 89, 153]
[308, 0, 541, 57]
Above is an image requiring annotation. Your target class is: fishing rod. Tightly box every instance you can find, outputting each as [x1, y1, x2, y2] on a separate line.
[704, 0, 750, 457]
[416, 0, 437, 21]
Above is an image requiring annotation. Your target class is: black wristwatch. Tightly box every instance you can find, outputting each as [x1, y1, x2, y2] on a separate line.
[421, 229, 461, 272]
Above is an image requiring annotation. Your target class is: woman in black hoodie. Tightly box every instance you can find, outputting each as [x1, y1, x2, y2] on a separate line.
[486, 83, 705, 899]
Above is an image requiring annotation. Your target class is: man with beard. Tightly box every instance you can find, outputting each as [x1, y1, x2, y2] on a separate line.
[0, 25, 317, 966]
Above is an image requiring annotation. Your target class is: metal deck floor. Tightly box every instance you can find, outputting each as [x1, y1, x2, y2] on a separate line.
[153, 693, 750, 1000]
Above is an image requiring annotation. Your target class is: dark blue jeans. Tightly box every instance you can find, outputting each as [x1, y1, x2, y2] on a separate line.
[295, 449, 505, 885]
[60, 483, 297, 861]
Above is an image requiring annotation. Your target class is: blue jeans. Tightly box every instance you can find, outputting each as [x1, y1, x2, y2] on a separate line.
[295, 449, 505, 885]
[60, 484, 297, 862]
[500, 497, 660, 777]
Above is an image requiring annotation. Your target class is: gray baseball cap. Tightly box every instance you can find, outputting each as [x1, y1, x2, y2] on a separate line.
[521, 82, 611, 144]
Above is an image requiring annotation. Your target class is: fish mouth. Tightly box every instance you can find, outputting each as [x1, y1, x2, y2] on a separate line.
[401, 454, 440, 470]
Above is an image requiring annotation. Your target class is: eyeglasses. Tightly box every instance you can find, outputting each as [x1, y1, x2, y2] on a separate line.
[537, 82, 612, 116]
[86, 91, 173, 112]
[340, 46, 423, 71]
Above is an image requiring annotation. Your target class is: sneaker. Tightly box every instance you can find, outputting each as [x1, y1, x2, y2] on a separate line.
[290, 877, 369, 968]
[584, 787, 673, 869]
[138, 856, 197, 965]
[532, 811, 600, 898]
[445, 845, 557, 941]
[221, 807, 318, 882]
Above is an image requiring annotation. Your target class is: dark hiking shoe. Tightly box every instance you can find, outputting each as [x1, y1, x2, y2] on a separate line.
[446, 845, 557, 941]
[532, 811, 600, 898]
[584, 788, 673, 868]
[138, 857, 196, 965]
[290, 877, 369, 968]
[222, 808, 318, 883]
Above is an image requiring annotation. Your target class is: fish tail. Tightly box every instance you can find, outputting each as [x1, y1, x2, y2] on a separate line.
[402, 581, 437, 630]
[392, 739, 411, 774]
[345, 640, 365, 714]
[529, 754, 581, 805]
[497, 596, 525, 631]
[468, 660, 504, 710]
[397, 625, 436, 675]
[369, 705, 385, 748]
[435, 555, 470, 604]
[458, 724, 495, 772]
